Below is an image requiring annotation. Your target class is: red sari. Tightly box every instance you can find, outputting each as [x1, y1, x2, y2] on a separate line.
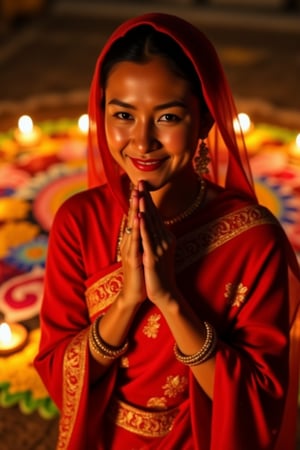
[35, 184, 293, 450]
[34, 12, 300, 450]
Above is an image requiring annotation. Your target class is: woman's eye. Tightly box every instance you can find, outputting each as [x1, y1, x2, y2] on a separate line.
[115, 112, 133, 120]
[160, 113, 180, 122]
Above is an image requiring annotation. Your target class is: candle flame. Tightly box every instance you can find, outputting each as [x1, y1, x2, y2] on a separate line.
[0, 322, 12, 345]
[78, 114, 89, 134]
[18, 115, 34, 134]
[296, 133, 300, 148]
[233, 113, 251, 134]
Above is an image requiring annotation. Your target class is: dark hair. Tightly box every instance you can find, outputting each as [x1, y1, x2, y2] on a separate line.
[101, 25, 207, 110]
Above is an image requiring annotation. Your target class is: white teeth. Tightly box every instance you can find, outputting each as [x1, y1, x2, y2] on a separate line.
[137, 160, 159, 165]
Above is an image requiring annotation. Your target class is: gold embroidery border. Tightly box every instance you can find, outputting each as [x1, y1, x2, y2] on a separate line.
[57, 329, 89, 450]
[108, 397, 179, 438]
[61, 205, 276, 446]
[85, 266, 123, 317]
[175, 205, 277, 272]
[85, 205, 277, 318]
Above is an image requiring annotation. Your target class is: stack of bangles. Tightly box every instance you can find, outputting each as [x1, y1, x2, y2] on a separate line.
[89, 314, 129, 360]
[174, 321, 217, 366]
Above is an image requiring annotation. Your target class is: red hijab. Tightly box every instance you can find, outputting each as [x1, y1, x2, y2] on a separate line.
[87, 12, 256, 212]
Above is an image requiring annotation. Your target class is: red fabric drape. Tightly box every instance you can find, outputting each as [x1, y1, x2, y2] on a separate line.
[35, 12, 300, 450]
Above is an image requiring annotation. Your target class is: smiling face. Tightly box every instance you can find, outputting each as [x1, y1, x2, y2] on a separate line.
[104, 57, 203, 191]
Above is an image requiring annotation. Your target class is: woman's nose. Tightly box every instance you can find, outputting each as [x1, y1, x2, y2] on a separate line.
[134, 121, 160, 153]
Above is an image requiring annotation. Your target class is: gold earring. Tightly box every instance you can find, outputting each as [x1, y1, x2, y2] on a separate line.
[194, 139, 210, 177]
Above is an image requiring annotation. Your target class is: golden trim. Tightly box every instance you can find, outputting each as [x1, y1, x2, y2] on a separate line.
[108, 397, 179, 438]
[58, 329, 89, 450]
[175, 205, 277, 272]
[85, 205, 276, 319]
[57, 204, 275, 447]
[85, 266, 123, 317]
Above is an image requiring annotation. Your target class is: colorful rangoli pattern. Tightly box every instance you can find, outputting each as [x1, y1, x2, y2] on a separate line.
[0, 119, 299, 417]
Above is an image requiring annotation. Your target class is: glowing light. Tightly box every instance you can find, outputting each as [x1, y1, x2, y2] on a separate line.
[0, 322, 28, 355]
[289, 133, 300, 164]
[78, 114, 89, 134]
[233, 113, 252, 135]
[0, 322, 12, 345]
[15, 115, 42, 147]
[18, 115, 34, 134]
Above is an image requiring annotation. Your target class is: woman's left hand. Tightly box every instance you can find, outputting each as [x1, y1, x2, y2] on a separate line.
[138, 181, 178, 305]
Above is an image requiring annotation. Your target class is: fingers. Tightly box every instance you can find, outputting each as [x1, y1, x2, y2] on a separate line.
[121, 186, 146, 261]
[123, 180, 174, 258]
[121, 188, 138, 242]
[124, 225, 133, 235]
[138, 181, 172, 256]
[119, 187, 146, 305]
[127, 187, 139, 228]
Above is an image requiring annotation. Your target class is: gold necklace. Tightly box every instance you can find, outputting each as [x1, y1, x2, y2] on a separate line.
[163, 178, 206, 226]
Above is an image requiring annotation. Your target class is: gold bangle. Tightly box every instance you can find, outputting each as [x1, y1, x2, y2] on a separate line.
[174, 321, 217, 366]
[89, 314, 128, 360]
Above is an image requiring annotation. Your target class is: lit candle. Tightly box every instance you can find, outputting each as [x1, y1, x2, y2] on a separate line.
[14, 115, 42, 147]
[77, 114, 89, 135]
[289, 133, 300, 164]
[233, 113, 253, 136]
[68, 114, 89, 141]
[0, 322, 28, 355]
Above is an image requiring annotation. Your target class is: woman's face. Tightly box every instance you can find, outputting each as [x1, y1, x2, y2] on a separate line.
[104, 56, 202, 190]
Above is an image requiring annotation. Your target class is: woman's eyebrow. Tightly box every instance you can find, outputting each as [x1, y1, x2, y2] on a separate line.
[107, 99, 187, 110]
[154, 101, 187, 111]
[107, 99, 135, 109]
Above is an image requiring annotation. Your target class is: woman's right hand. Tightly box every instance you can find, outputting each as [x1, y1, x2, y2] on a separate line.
[119, 187, 147, 306]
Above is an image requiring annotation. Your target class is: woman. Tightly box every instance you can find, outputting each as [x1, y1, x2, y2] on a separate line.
[34, 13, 300, 450]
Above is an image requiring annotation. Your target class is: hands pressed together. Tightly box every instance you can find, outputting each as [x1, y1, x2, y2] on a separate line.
[120, 180, 178, 309]
[91, 181, 215, 397]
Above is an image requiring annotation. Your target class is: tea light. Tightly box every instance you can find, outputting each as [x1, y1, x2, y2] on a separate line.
[233, 113, 253, 136]
[0, 322, 28, 355]
[68, 114, 89, 141]
[289, 133, 300, 164]
[78, 114, 89, 135]
[14, 115, 42, 147]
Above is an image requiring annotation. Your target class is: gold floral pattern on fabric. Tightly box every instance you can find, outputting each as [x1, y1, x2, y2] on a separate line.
[147, 396, 168, 409]
[225, 282, 248, 308]
[58, 329, 88, 450]
[162, 375, 188, 398]
[108, 397, 179, 437]
[120, 356, 129, 368]
[143, 313, 161, 338]
[85, 266, 123, 317]
[175, 205, 278, 273]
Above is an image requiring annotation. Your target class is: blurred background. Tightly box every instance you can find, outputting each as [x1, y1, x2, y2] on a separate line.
[0, 0, 300, 131]
[0, 1, 299, 449]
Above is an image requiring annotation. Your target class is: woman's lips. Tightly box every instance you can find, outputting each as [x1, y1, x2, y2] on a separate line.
[130, 157, 168, 172]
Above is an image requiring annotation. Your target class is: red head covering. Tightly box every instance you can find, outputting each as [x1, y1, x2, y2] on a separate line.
[87, 12, 257, 212]
[86, 15, 300, 448]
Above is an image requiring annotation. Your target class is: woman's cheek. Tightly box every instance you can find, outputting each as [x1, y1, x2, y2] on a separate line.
[162, 128, 195, 154]
[106, 124, 129, 148]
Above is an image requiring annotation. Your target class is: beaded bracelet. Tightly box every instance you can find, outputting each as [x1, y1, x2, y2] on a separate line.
[174, 321, 217, 366]
[89, 314, 129, 360]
